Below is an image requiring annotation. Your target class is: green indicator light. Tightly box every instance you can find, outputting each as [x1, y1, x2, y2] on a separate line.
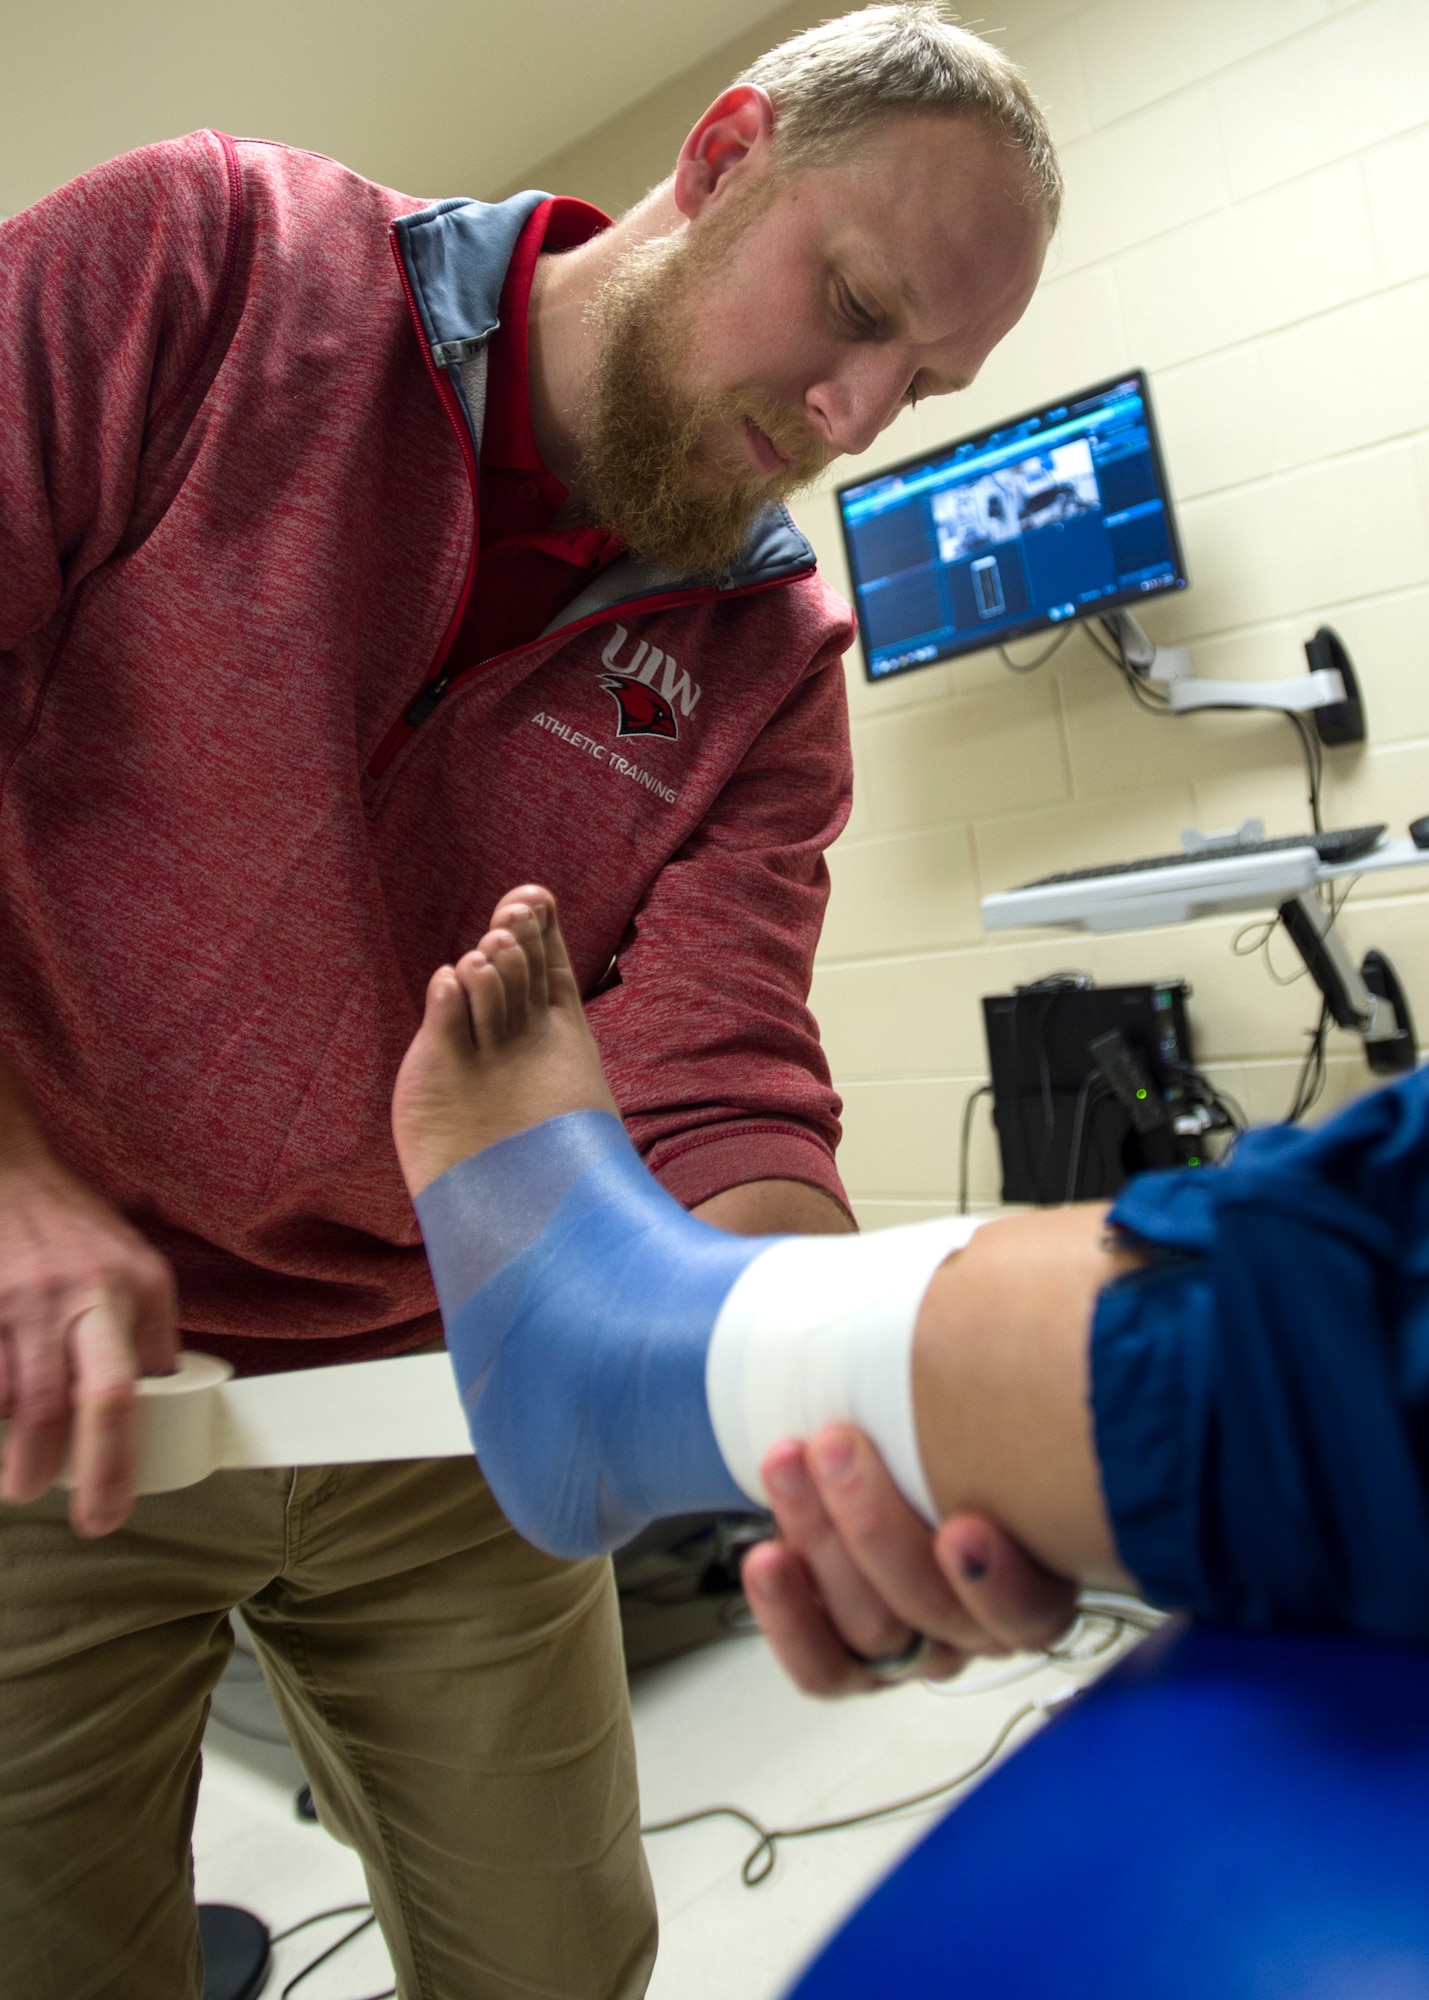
[1188, 1155, 1201, 1167]
[1135, 1087, 1147, 1100]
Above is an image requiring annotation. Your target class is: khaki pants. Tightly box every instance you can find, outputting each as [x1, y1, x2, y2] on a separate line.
[0, 1458, 656, 2000]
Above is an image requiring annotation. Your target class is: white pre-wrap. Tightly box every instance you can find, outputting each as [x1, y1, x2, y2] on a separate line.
[706, 1213, 989, 1523]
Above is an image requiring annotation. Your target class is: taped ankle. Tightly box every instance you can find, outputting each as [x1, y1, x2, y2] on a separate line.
[415, 1114, 985, 1557]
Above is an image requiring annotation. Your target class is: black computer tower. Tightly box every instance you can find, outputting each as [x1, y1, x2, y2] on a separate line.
[982, 980, 1197, 1205]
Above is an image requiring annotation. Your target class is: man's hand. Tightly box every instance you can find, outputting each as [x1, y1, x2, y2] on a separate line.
[743, 1426, 1077, 1696]
[0, 1142, 178, 1537]
[694, 1185, 1072, 1685]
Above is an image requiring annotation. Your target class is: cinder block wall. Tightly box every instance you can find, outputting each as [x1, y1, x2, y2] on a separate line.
[525, 0, 1429, 1221]
[803, 0, 1429, 1222]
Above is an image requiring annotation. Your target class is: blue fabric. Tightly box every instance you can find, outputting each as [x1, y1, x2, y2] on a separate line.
[393, 192, 548, 357]
[1092, 1064, 1429, 1640]
[414, 1112, 764, 1557]
[788, 1624, 1429, 1999]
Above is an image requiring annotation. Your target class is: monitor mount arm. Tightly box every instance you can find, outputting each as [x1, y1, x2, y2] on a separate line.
[1099, 610, 1361, 730]
[1277, 891, 1416, 1073]
[1096, 612, 1400, 1069]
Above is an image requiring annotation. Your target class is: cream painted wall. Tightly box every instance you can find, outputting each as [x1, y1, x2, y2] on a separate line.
[522, 0, 1429, 1224]
[0, 0, 798, 218]
[498, 0, 831, 210]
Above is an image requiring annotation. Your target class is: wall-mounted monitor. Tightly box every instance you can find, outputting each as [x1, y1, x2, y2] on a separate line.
[836, 368, 1188, 682]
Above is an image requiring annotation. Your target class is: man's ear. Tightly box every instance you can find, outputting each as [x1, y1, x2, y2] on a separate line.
[673, 84, 777, 220]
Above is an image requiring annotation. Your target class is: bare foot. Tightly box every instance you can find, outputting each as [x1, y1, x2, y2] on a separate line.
[392, 886, 618, 1197]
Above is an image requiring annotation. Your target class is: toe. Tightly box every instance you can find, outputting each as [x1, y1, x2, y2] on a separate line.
[476, 928, 531, 1037]
[493, 884, 555, 934]
[494, 903, 550, 1012]
[424, 964, 475, 1051]
[537, 897, 582, 1012]
[454, 949, 508, 1047]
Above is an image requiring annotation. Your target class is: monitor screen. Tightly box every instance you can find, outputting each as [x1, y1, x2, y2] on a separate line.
[836, 369, 1188, 682]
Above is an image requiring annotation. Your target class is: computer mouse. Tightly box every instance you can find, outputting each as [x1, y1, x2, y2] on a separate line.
[1411, 816, 1429, 850]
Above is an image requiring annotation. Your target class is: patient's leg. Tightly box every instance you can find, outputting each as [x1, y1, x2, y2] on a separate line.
[914, 1208, 1138, 1590]
[392, 886, 1130, 1586]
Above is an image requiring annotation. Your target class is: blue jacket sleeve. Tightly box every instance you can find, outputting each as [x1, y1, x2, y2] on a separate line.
[1091, 1066, 1429, 1641]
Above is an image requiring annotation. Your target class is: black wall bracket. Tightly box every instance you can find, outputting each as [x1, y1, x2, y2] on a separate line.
[1306, 626, 1367, 747]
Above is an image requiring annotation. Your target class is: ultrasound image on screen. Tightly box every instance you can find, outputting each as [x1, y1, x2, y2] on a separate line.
[837, 372, 1187, 680]
[932, 442, 1099, 564]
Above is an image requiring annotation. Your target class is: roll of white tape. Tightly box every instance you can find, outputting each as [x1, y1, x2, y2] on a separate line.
[134, 1350, 234, 1492]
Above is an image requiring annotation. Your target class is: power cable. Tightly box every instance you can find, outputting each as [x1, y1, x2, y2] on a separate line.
[641, 1700, 1043, 1887]
[268, 1904, 394, 2000]
[641, 1600, 1161, 1889]
[1063, 1071, 1111, 1203]
[957, 1084, 993, 1215]
[998, 626, 1072, 674]
[1285, 998, 1332, 1124]
[1285, 708, 1324, 833]
[1086, 618, 1173, 715]
[1232, 914, 1310, 987]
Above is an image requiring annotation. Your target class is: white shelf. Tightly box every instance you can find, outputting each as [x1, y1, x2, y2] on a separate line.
[982, 836, 1429, 937]
[1318, 836, 1429, 884]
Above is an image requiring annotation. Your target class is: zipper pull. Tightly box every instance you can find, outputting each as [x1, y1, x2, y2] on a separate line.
[404, 675, 450, 727]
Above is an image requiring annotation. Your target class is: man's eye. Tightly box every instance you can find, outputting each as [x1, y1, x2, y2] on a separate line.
[840, 283, 879, 333]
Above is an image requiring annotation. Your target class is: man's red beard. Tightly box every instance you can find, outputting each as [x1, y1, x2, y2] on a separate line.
[579, 196, 831, 578]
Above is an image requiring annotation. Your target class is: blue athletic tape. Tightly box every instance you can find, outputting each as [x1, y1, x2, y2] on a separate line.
[414, 1111, 766, 1556]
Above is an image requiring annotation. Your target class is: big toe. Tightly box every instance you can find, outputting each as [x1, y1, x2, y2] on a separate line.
[496, 886, 577, 990]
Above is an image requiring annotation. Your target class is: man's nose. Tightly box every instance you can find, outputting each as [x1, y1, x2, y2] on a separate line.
[806, 356, 911, 459]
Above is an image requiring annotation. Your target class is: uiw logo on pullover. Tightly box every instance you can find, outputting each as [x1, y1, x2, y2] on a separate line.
[599, 625, 701, 741]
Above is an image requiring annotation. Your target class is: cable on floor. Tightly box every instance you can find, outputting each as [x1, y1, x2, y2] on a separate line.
[641, 1698, 1043, 1887]
[268, 1903, 394, 2000]
[641, 1599, 1162, 1888]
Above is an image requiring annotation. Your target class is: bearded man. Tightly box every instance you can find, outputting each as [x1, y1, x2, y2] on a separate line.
[0, 7, 1056, 1995]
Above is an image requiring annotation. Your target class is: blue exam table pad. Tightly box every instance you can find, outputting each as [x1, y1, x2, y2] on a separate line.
[788, 1623, 1429, 1998]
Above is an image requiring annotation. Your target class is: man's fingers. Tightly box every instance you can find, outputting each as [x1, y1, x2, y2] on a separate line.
[743, 1540, 969, 1696]
[741, 1540, 897, 1695]
[933, 1515, 1079, 1655]
[743, 1540, 864, 1696]
[0, 1152, 178, 1528]
[0, 1306, 72, 1504]
[757, 1429, 1085, 1698]
[762, 1438, 928, 1662]
[799, 1427, 1013, 1656]
[127, 1255, 180, 1382]
[67, 1293, 140, 1539]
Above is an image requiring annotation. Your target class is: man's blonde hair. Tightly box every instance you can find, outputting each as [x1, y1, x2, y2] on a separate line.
[737, 4, 1061, 227]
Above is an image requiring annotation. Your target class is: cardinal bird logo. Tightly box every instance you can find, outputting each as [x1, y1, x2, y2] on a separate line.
[600, 674, 679, 740]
